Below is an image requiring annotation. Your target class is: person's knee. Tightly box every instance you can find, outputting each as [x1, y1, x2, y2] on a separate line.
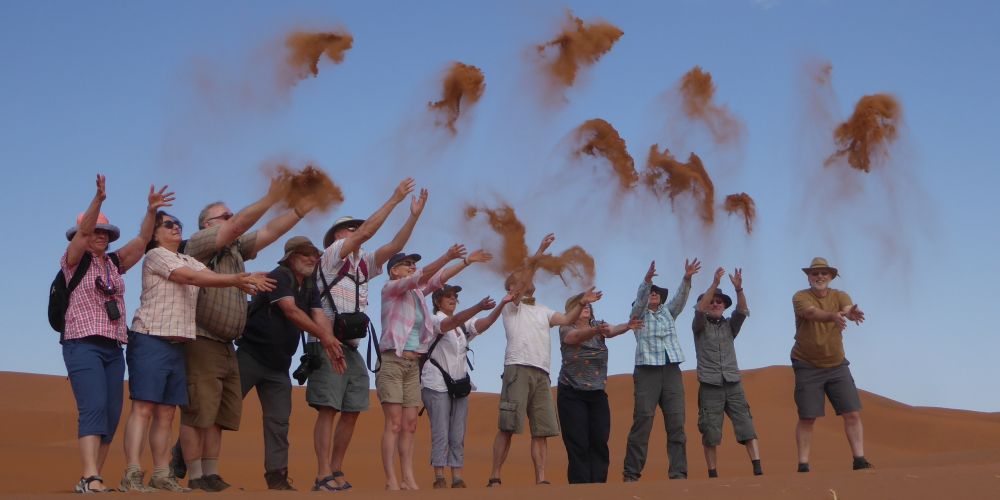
[153, 404, 176, 421]
[841, 411, 861, 424]
[798, 417, 816, 427]
[340, 411, 359, 425]
[130, 401, 155, 419]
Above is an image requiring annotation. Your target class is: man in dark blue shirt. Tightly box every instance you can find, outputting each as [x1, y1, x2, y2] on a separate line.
[236, 236, 344, 490]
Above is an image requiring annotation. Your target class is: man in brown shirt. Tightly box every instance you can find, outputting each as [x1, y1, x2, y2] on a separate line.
[791, 257, 871, 473]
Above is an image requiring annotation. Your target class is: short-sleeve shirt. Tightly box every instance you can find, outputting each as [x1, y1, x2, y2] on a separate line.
[791, 288, 853, 368]
[61, 250, 128, 343]
[131, 247, 207, 341]
[558, 323, 609, 391]
[238, 266, 322, 372]
[312, 238, 383, 347]
[502, 302, 557, 374]
[183, 225, 259, 342]
[692, 310, 748, 386]
[421, 312, 480, 393]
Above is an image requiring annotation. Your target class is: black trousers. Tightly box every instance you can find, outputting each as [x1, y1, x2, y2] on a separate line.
[557, 384, 611, 484]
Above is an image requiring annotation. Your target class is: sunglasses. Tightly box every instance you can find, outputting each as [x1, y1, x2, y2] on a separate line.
[809, 271, 830, 277]
[205, 212, 233, 223]
[95, 276, 117, 295]
[159, 219, 182, 230]
[710, 298, 725, 305]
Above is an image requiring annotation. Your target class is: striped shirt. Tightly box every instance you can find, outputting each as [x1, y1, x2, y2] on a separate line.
[312, 238, 384, 347]
[379, 268, 445, 356]
[131, 247, 207, 341]
[629, 279, 692, 366]
[61, 250, 128, 343]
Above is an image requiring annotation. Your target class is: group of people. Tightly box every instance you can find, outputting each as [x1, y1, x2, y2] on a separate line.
[57, 174, 872, 494]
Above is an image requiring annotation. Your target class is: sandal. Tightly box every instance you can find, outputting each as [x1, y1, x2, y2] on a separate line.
[76, 475, 112, 493]
[487, 477, 502, 487]
[331, 471, 352, 490]
[537, 480, 551, 485]
[311, 475, 343, 492]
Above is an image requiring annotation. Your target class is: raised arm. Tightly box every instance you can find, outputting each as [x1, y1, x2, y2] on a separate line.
[729, 268, 749, 315]
[534, 233, 555, 258]
[66, 174, 107, 268]
[696, 267, 725, 313]
[116, 185, 175, 271]
[629, 261, 656, 319]
[435, 249, 492, 288]
[441, 296, 496, 333]
[374, 187, 427, 268]
[417, 244, 465, 288]
[550, 287, 603, 327]
[666, 258, 700, 318]
[253, 193, 317, 253]
[213, 178, 286, 250]
[473, 292, 512, 333]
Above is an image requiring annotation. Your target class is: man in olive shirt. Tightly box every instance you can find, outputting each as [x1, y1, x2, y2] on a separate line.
[791, 257, 870, 472]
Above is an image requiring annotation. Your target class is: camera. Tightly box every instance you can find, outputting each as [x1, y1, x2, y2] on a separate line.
[292, 353, 321, 385]
[104, 299, 122, 321]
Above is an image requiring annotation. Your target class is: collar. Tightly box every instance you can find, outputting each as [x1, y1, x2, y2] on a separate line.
[706, 315, 726, 325]
[520, 297, 536, 306]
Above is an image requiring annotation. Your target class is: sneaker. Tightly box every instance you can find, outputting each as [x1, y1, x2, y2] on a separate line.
[451, 478, 467, 488]
[188, 476, 211, 491]
[149, 474, 192, 493]
[432, 477, 447, 489]
[264, 469, 295, 491]
[169, 443, 186, 479]
[119, 468, 151, 492]
[202, 474, 231, 491]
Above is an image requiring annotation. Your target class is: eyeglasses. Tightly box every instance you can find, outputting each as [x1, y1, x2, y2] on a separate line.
[206, 212, 233, 223]
[95, 276, 117, 295]
[159, 219, 182, 230]
[809, 271, 830, 277]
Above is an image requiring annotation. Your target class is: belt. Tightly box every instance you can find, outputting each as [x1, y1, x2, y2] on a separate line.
[382, 349, 422, 360]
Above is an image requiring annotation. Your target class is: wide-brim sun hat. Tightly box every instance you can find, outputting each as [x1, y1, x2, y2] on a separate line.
[66, 212, 120, 242]
[697, 290, 733, 309]
[279, 236, 321, 264]
[801, 257, 839, 279]
[323, 216, 365, 248]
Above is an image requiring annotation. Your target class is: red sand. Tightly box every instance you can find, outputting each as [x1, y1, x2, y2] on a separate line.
[3, 367, 999, 497]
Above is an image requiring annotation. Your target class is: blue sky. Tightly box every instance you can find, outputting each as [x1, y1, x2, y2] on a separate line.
[2, 1, 998, 411]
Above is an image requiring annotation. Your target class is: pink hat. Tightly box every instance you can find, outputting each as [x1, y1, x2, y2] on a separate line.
[66, 212, 121, 242]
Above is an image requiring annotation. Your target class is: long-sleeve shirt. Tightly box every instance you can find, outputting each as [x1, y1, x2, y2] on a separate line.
[630, 278, 691, 366]
[379, 268, 445, 356]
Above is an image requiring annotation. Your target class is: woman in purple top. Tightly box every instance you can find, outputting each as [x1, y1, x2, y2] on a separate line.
[60, 174, 173, 493]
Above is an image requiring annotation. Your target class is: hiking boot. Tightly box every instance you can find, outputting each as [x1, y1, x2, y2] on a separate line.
[623, 475, 639, 483]
[451, 478, 467, 488]
[188, 476, 212, 491]
[853, 457, 875, 470]
[119, 468, 151, 492]
[202, 474, 231, 491]
[149, 474, 191, 492]
[169, 443, 186, 479]
[432, 477, 447, 489]
[265, 469, 296, 491]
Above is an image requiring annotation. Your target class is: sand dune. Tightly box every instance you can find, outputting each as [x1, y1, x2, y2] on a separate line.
[2, 366, 999, 498]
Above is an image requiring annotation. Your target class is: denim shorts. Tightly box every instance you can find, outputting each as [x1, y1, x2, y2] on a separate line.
[63, 336, 125, 442]
[126, 331, 188, 406]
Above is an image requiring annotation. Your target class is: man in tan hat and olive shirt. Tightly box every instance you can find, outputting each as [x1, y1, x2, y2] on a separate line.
[791, 257, 871, 472]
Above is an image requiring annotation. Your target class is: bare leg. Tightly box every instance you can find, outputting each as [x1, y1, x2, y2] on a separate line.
[330, 412, 359, 488]
[744, 438, 760, 460]
[842, 411, 864, 457]
[490, 431, 513, 480]
[796, 418, 815, 465]
[703, 445, 717, 470]
[399, 406, 420, 489]
[179, 424, 202, 475]
[123, 401, 154, 466]
[313, 408, 336, 479]
[149, 405, 176, 469]
[381, 403, 403, 490]
[78, 436, 109, 490]
[530, 436, 548, 484]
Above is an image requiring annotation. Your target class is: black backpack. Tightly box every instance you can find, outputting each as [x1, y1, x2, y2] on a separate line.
[48, 252, 122, 338]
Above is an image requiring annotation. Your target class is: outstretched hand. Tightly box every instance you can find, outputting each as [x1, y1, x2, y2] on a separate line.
[729, 268, 743, 289]
[536, 233, 555, 255]
[147, 185, 175, 213]
[579, 286, 603, 305]
[627, 318, 644, 331]
[466, 249, 492, 264]
[684, 258, 702, 279]
[644, 260, 657, 284]
[410, 188, 428, 217]
[446, 244, 467, 261]
[393, 178, 417, 203]
[477, 296, 497, 311]
[712, 267, 725, 286]
[95, 174, 107, 202]
[845, 304, 865, 325]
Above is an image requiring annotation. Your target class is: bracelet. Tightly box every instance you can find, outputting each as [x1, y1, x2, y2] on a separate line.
[735, 288, 743, 293]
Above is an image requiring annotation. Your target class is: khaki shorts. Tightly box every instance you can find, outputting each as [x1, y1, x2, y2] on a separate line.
[181, 337, 242, 430]
[498, 364, 559, 437]
[375, 351, 421, 407]
[697, 381, 757, 446]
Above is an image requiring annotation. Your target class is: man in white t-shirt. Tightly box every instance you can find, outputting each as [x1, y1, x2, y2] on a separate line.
[306, 179, 428, 492]
[487, 234, 603, 487]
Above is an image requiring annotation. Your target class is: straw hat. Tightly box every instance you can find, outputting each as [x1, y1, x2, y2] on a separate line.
[801, 257, 839, 279]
